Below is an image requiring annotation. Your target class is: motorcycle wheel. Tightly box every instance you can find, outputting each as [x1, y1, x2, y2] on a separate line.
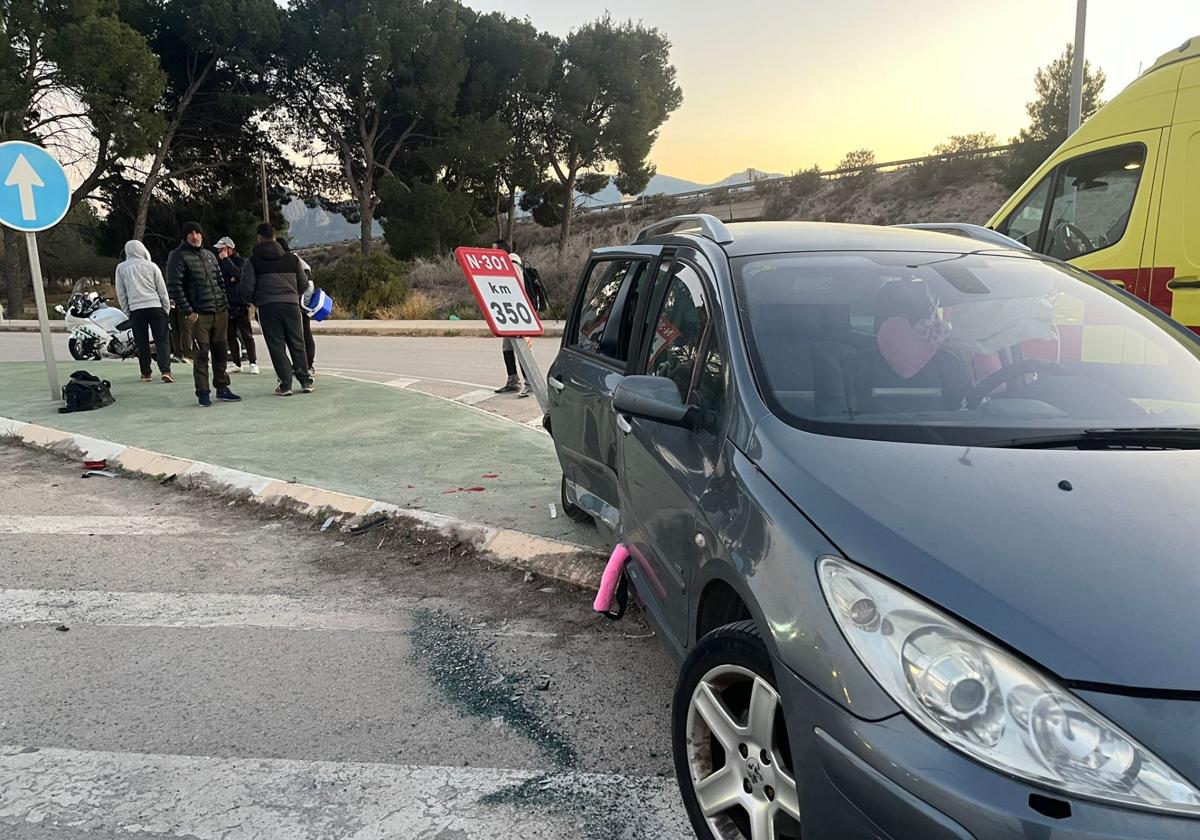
[68, 336, 101, 361]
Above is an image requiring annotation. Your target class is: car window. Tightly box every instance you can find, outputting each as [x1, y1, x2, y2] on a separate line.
[1044, 144, 1145, 260]
[734, 250, 1200, 446]
[996, 175, 1053, 248]
[694, 333, 726, 436]
[573, 259, 650, 362]
[646, 263, 709, 401]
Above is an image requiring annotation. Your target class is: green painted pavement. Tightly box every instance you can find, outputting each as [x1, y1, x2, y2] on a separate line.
[0, 362, 600, 547]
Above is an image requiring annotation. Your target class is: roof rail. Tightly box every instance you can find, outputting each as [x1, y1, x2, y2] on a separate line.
[633, 214, 734, 245]
[893, 222, 1031, 251]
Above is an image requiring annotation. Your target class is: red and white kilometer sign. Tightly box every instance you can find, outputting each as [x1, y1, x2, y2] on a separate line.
[454, 247, 545, 337]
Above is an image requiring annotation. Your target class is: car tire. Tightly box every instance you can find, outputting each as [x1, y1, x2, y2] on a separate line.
[560, 476, 593, 524]
[673, 621, 801, 840]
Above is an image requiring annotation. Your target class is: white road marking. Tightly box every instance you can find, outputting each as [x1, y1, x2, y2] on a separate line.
[384, 376, 420, 388]
[0, 588, 411, 632]
[0, 744, 693, 839]
[0, 589, 645, 641]
[0, 514, 204, 535]
[457, 388, 498, 405]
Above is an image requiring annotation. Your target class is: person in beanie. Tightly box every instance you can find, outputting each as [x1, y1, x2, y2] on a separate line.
[241, 223, 312, 396]
[215, 236, 258, 375]
[114, 239, 173, 383]
[166, 222, 241, 407]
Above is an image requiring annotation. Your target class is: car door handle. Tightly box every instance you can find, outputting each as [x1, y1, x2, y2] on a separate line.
[548, 376, 566, 392]
[616, 414, 632, 435]
[1167, 277, 1200, 292]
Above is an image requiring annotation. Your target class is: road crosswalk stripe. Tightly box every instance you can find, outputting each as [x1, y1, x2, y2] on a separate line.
[0, 744, 693, 839]
[0, 589, 633, 640]
[0, 514, 204, 535]
[0, 588, 412, 632]
[457, 388, 498, 405]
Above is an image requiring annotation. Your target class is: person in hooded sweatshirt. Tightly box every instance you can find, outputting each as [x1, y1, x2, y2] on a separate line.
[114, 240, 173, 383]
[241, 223, 312, 396]
[166, 221, 241, 407]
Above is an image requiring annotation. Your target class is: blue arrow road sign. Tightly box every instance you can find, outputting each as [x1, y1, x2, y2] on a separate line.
[0, 141, 70, 233]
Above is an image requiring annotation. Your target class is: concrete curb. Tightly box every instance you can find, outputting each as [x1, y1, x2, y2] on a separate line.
[0, 415, 603, 590]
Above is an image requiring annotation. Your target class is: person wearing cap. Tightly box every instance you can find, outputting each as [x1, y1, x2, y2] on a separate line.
[241, 223, 312, 396]
[491, 239, 533, 398]
[215, 236, 259, 376]
[166, 222, 241, 407]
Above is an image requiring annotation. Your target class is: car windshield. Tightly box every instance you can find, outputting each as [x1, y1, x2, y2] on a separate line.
[733, 250, 1200, 445]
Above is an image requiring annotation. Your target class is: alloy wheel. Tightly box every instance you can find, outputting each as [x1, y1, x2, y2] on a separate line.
[685, 664, 801, 840]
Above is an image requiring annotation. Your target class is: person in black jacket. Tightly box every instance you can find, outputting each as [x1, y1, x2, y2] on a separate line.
[241, 223, 312, 396]
[166, 222, 241, 407]
[215, 237, 258, 375]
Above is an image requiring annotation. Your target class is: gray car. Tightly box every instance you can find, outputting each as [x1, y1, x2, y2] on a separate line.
[546, 215, 1200, 839]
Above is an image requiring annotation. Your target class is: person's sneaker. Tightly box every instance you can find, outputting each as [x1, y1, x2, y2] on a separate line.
[494, 381, 519, 394]
[249, 363, 259, 375]
[161, 372, 175, 383]
[140, 374, 153, 383]
[228, 362, 239, 372]
[275, 384, 293, 397]
[197, 391, 212, 408]
[216, 388, 241, 402]
[301, 380, 315, 394]
[518, 384, 533, 399]
[170, 354, 182, 364]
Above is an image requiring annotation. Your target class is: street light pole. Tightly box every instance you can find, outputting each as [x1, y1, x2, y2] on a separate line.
[260, 155, 270, 225]
[1068, 0, 1088, 135]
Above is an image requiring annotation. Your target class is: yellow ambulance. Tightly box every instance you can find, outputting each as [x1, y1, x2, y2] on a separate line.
[990, 37, 1200, 329]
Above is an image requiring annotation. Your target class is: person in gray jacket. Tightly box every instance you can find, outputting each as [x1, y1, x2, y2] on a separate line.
[241, 223, 312, 396]
[114, 239, 173, 383]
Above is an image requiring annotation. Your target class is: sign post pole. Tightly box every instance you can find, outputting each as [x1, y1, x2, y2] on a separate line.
[0, 141, 70, 402]
[510, 336, 548, 413]
[24, 231, 59, 399]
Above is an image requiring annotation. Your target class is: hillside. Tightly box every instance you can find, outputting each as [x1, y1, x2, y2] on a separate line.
[299, 160, 1013, 321]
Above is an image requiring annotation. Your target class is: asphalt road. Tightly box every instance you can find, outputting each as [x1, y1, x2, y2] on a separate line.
[0, 332, 562, 424]
[0, 444, 690, 839]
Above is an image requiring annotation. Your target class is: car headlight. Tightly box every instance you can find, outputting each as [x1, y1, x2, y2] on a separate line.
[818, 557, 1200, 817]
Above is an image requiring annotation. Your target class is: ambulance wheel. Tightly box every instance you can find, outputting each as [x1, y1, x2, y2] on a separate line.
[561, 476, 593, 524]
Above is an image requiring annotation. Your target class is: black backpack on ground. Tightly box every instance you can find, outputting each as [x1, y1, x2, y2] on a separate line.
[59, 370, 115, 414]
[522, 264, 548, 314]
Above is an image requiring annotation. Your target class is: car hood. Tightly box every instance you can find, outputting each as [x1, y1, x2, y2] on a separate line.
[749, 416, 1200, 692]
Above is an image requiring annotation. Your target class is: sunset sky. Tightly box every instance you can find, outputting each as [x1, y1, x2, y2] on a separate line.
[468, 0, 1200, 183]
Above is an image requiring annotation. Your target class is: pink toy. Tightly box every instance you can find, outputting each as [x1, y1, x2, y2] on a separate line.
[593, 543, 631, 614]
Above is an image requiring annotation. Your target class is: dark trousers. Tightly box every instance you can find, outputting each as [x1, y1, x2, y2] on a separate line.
[191, 312, 230, 394]
[170, 306, 193, 359]
[259, 303, 310, 389]
[130, 308, 171, 376]
[303, 315, 315, 368]
[227, 311, 257, 364]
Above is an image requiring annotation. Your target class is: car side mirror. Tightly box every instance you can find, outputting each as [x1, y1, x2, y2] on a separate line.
[613, 375, 695, 429]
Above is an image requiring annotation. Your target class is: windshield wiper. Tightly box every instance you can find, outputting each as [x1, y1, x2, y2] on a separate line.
[982, 427, 1200, 450]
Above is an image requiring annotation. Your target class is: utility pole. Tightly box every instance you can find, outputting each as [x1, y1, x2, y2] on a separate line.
[259, 155, 270, 224]
[1068, 0, 1088, 135]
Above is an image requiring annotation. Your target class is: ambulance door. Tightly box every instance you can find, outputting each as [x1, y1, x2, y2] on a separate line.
[1157, 61, 1200, 328]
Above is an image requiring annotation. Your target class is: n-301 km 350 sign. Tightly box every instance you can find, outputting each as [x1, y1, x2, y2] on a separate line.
[454, 247, 545, 337]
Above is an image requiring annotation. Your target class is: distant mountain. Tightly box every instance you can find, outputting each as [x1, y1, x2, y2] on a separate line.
[283, 200, 382, 247]
[576, 168, 782, 208]
[286, 167, 785, 245]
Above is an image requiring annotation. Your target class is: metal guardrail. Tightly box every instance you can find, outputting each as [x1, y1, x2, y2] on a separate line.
[578, 144, 1018, 215]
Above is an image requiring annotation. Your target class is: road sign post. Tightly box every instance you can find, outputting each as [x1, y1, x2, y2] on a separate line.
[0, 141, 71, 401]
[454, 247, 549, 413]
